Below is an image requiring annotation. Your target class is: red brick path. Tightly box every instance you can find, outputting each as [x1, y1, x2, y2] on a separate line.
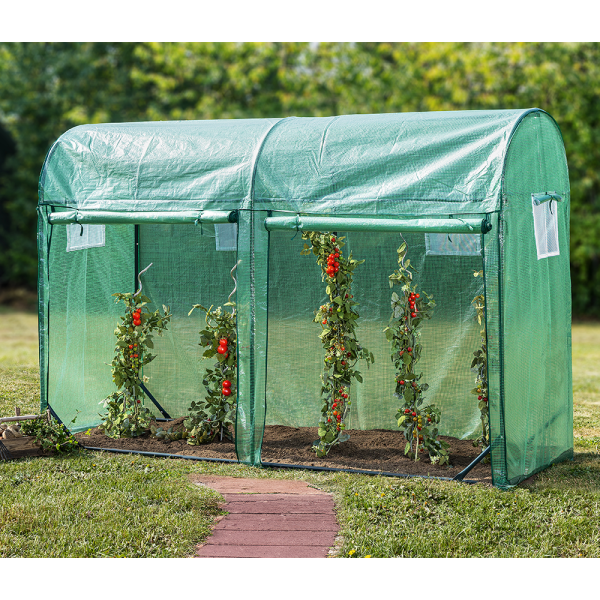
[191, 475, 339, 558]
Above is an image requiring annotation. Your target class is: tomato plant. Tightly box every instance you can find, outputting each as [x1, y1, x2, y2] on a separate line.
[385, 242, 449, 465]
[99, 291, 171, 439]
[471, 270, 489, 449]
[301, 232, 374, 457]
[185, 302, 237, 444]
[20, 413, 79, 454]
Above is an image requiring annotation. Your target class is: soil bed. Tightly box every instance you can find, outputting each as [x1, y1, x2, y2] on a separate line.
[76, 420, 492, 485]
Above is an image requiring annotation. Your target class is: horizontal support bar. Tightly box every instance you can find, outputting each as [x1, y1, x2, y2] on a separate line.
[82, 447, 477, 482]
[48, 209, 236, 225]
[264, 215, 491, 234]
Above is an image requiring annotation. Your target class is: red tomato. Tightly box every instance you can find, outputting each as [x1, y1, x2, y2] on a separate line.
[217, 346, 226, 355]
[222, 388, 232, 396]
[223, 380, 232, 388]
[219, 338, 228, 346]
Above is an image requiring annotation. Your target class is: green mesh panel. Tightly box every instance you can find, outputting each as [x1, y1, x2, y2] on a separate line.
[46, 223, 133, 431]
[138, 223, 238, 420]
[266, 229, 485, 438]
[500, 111, 573, 486]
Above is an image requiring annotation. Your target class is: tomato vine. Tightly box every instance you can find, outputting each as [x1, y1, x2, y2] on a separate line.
[301, 232, 374, 457]
[471, 270, 489, 448]
[99, 291, 171, 438]
[385, 243, 449, 465]
[185, 302, 237, 444]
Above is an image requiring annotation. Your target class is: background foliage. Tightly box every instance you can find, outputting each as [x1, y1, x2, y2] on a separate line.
[0, 42, 598, 315]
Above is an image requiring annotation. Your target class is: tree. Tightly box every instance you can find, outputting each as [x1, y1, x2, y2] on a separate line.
[1, 42, 599, 316]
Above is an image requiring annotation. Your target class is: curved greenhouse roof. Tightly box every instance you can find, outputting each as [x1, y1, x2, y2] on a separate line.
[39, 108, 557, 216]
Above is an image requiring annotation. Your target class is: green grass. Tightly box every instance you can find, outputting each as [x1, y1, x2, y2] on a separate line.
[0, 308, 39, 419]
[0, 452, 225, 557]
[2, 309, 600, 557]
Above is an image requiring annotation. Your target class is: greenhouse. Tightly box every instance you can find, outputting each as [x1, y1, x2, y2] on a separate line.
[37, 108, 573, 489]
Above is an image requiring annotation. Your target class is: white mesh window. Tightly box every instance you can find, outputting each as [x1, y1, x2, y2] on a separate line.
[215, 223, 237, 251]
[66, 224, 105, 252]
[425, 233, 481, 256]
[532, 197, 560, 260]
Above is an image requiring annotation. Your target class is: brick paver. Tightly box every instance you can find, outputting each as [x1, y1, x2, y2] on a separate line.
[192, 475, 340, 558]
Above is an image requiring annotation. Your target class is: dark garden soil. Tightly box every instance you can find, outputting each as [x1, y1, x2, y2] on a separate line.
[76, 419, 492, 485]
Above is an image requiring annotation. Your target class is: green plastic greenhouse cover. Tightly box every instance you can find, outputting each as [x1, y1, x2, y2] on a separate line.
[38, 108, 573, 490]
[39, 110, 539, 216]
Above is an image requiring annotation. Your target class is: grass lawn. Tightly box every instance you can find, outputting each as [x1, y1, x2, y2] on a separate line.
[1, 307, 599, 557]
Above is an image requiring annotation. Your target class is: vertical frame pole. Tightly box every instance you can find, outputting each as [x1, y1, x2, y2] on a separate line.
[37, 206, 51, 412]
[234, 210, 270, 466]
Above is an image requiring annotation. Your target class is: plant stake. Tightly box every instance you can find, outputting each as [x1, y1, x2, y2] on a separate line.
[301, 232, 374, 457]
[385, 242, 449, 464]
[185, 260, 240, 444]
[99, 264, 172, 438]
[471, 270, 489, 448]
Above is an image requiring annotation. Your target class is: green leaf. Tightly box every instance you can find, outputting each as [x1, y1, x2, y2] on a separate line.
[397, 415, 406, 427]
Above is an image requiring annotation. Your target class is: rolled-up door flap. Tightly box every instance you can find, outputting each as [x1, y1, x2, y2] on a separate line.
[47, 209, 236, 224]
[264, 215, 492, 234]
